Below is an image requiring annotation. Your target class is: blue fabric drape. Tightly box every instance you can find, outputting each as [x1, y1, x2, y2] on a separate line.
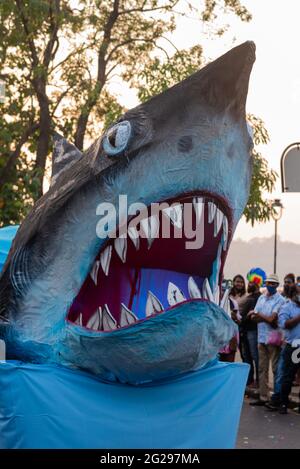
[0, 360, 248, 449]
[0, 225, 19, 272]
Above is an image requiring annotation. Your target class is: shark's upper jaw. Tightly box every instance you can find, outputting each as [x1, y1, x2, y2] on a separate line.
[67, 191, 231, 333]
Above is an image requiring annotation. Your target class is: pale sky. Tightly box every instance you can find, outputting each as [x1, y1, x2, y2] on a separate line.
[116, 0, 300, 244]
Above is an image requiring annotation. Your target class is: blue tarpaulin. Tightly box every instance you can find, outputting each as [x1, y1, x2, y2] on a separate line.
[0, 225, 19, 272]
[0, 360, 249, 449]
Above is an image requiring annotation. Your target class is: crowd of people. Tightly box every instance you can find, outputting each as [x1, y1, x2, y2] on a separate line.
[219, 270, 300, 415]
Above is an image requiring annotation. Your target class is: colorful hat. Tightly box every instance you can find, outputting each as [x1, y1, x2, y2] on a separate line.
[247, 268, 266, 288]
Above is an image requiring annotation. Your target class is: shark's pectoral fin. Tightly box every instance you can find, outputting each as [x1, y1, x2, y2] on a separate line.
[51, 132, 82, 186]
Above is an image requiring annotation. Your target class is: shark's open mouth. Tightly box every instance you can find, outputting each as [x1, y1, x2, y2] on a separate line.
[67, 194, 231, 332]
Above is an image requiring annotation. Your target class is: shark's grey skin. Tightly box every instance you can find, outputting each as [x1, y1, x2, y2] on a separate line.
[0, 42, 255, 384]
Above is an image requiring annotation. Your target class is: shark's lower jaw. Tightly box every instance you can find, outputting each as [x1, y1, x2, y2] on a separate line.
[66, 194, 231, 333]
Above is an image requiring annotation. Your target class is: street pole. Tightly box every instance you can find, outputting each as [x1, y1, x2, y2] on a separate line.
[271, 199, 283, 275]
[274, 218, 277, 274]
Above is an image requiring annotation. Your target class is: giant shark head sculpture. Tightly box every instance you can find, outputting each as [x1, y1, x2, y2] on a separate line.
[0, 42, 255, 384]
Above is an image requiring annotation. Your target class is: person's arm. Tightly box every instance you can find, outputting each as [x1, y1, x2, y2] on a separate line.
[279, 304, 300, 330]
[250, 296, 278, 325]
[248, 310, 276, 324]
[256, 311, 278, 325]
[284, 315, 300, 329]
[255, 296, 285, 326]
[249, 296, 265, 322]
[231, 309, 241, 324]
[240, 297, 252, 322]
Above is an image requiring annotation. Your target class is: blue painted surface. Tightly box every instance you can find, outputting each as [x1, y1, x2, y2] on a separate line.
[0, 360, 249, 449]
[0, 225, 19, 272]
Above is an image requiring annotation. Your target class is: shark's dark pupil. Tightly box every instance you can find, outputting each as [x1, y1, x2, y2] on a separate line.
[108, 129, 117, 147]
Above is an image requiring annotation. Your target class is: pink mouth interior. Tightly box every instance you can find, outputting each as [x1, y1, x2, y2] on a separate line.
[67, 195, 229, 329]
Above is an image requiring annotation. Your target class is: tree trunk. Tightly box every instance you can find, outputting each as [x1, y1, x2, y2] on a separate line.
[74, 0, 120, 150]
[74, 112, 90, 151]
[74, 93, 100, 150]
[35, 87, 51, 198]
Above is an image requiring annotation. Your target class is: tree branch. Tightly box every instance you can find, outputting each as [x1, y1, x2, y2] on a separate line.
[14, 0, 39, 67]
[50, 85, 74, 117]
[0, 121, 39, 186]
[74, 0, 120, 149]
[49, 45, 90, 74]
[105, 38, 170, 66]
[118, 1, 180, 15]
[160, 35, 180, 53]
[43, 0, 60, 69]
[96, 0, 120, 83]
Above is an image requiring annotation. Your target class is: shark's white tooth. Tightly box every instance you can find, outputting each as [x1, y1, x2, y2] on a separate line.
[188, 276, 202, 299]
[214, 287, 220, 306]
[140, 216, 159, 248]
[128, 226, 140, 250]
[120, 303, 138, 327]
[193, 197, 204, 224]
[214, 208, 224, 237]
[114, 236, 127, 263]
[209, 243, 222, 292]
[140, 217, 150, 238]
[221, 294, 231, 317]
[203, 278, 214, 303]
[90, 260, 100, 285]
[148, 215, 159, 248]
[163, 204, 183, 228]
[74, 313, 83, 327]
[191, 197, 205, 249]
[145, 291, 164, 317]
[86, 309, 101, 330]
[102, 304, 117, 331]
[208, 201, 217, 224]
[220, 288, 230, 310]
[222, 216, 229, 251]
[167, 282, 186, 306]
[100, 245, 112, 276]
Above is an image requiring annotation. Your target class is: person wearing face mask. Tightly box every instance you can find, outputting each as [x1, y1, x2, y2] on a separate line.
[265, 275, 296, 411]
[282, 273, 295, 299]
[248, 274, 286, 406]
[276, 284, 300, 414]
[240, 269, 265, 388]
[229, 275, 247, 362]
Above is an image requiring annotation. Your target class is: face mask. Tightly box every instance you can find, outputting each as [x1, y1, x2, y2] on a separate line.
[296, 294, 300, 303]
[266, 285, 277, 295]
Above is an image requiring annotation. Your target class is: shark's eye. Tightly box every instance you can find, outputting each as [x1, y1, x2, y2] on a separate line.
[103, 120, 131, 156]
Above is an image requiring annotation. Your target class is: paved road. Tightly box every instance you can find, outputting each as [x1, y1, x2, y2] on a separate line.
[236, 397, 300, 449]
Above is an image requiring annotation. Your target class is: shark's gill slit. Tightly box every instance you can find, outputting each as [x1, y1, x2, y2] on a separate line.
[67, 194, 230, 332]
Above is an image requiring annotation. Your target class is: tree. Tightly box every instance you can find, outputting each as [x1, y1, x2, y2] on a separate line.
[0, 0, 77, 218]
[201, 0, 252, 22]
[244, 114, 278, 226]
[1, 0, 275, 228]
